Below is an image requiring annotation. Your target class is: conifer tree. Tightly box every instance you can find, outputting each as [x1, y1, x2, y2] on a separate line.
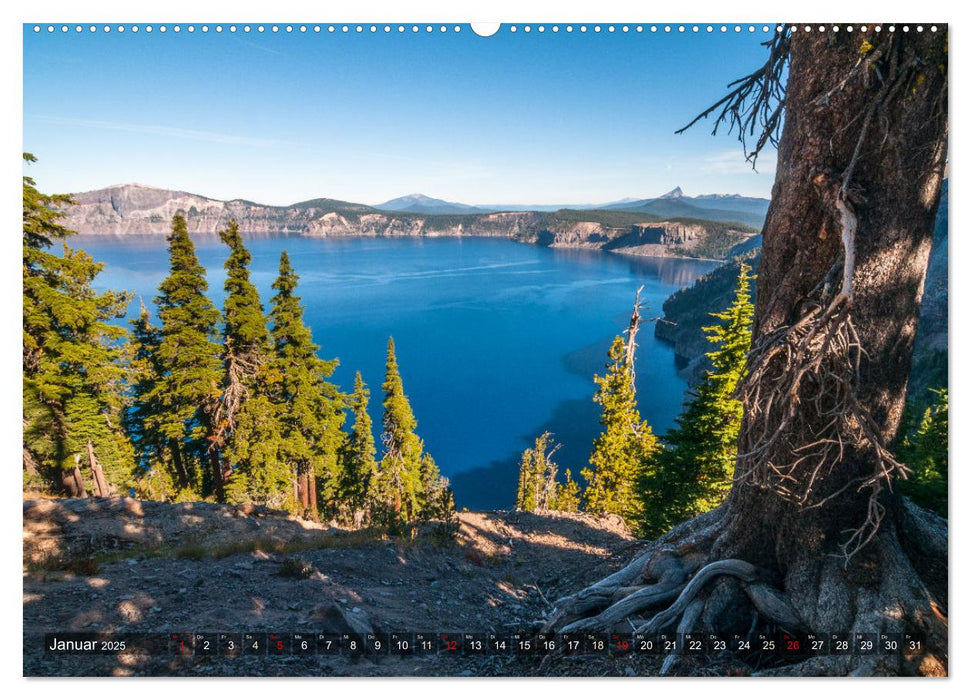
[340, 371, 377, 521]
[418, 452, 448, 521]
[898, 388, 948, 517]
[23, 154, 135, 495]
[552, 469, 581, 512]
[268, 251, 344, 516]
[582, 335, 658, 522]
[147, 214, 224, 498]
[125, 300, 169, 490]
[374, 337, 427, 527]
[215, 221, 288, 505]
[639, 262, 754, 537]
[515, 432, 560, 511]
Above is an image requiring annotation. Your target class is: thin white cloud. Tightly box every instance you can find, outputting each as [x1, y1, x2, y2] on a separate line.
[36, 116, 286, 147]
[701, 149, 777, 175]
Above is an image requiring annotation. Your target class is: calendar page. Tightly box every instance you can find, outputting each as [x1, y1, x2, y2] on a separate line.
[21, 12, 948, 682]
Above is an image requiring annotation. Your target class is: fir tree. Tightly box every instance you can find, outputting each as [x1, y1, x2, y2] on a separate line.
[898, 388, 948, 517]
[515, 432, 560, 511]
[639, 262, 754, 537]
[340, 371, 377, 521]
[418, 452, 448, 521]
[582, 335, 658, 522]
[125, 300, 170, 491]
[374, 337, 426, 528]
[268, 251, 344, 516]
[553, 469, 582, 512]
[147, 214, 224, 498]
[23, 154, 134, 495]
[216, 221, 287, 505]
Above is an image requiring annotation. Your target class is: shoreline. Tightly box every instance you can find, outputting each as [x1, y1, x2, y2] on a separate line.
[73, 231, 735, 267]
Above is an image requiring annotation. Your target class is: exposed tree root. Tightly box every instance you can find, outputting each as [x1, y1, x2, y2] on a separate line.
[634, 559, 758, 635]
[542, 507, 722, 632]
[545, 504, 947, 676]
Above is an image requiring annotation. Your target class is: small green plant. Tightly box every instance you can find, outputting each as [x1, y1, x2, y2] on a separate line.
[278, 557, 314, 579]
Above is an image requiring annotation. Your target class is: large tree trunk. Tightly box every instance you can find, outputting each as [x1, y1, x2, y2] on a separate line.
[308, 469, 318, 515]
[169, 439, 190, 491]
[547, 27, 947, 676]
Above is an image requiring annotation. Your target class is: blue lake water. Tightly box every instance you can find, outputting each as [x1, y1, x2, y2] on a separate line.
[78, 234, 717, 510]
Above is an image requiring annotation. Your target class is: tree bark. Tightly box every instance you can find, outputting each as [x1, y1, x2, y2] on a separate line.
[716, 25, 947, 593]
[87, 441, 110, 497]
[169, 439, 190, 490]
[208, 449, 226, 502]
[308, 469, 318, 515]
[297, 468, 310, 510]
[548, 27, 948, 676]
[62, 454, 88, 498]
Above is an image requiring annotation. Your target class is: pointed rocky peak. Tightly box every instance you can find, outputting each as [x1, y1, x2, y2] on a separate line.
[657, 186, 684, 199]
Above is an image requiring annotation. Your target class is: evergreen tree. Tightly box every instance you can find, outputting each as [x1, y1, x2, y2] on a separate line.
[216, 221, 287, 505]
[125, 300, 171, 493]
[340, 371, 377, 521]
[418, 452, 448, 521]
[515, 432, 561, 511]
[373, 337, 426, 528]
[147, 214, 224, 498]
[582, 335, 658, 522]
[23, 154, 134, 495]
[268, 251, 344, 516]
[898, 388, 947, 517]
[552, 469, 582, 512]
[639, 262, 754, 537]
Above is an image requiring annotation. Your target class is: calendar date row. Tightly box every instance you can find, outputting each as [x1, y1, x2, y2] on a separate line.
[45, 631, 924, 657]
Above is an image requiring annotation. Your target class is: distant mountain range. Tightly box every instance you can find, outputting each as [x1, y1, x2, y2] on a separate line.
[372, 186, 770, 228]
[374, 193, 489, 216]
[58, 183, 764, 262]
[600, 186, 771, 229]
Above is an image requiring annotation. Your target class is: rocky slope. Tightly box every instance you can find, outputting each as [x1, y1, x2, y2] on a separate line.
[24, 497, 649, 677]
[60, 184, 755, 261]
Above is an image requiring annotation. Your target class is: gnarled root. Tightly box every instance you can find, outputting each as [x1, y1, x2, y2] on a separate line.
[542, 507, 722, 632]
[544, 504, 947, 677]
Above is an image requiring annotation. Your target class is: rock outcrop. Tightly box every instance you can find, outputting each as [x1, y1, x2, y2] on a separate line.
[58, 184, 754, 262]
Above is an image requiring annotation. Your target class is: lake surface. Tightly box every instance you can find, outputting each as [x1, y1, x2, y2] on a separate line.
[78, 235, 718, 510]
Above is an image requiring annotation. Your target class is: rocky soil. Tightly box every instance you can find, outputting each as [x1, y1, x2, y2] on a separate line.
[24, 497, 668, 677]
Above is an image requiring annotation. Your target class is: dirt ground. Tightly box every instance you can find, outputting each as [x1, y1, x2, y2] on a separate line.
[24, 497, 672, 677]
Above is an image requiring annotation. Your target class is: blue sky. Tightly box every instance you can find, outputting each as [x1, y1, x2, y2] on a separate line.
[23, 24, 779, 206]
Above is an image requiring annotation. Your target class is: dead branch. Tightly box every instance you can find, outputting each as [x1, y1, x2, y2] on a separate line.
[676, 27, 791, 168]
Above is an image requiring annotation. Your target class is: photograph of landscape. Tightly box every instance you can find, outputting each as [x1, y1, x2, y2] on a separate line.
[22, 21, 948, 679]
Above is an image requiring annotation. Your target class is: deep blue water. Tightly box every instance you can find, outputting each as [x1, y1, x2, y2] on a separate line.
[78, 234, 717, 510]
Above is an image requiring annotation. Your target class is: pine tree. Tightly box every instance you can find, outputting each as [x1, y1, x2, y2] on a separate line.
[340, 371, 377, 522]
[268, 251, 344, 516]
[582, 335, 658, 522]
[898, 388, 947, 517]
[373, 337, 427, 528]
[23, 154, 135, 495]
[514, 432, 561, 511]
[146, 214, 224, 498]
[639, 262, 754, 537]
[215, 220, 288, 505]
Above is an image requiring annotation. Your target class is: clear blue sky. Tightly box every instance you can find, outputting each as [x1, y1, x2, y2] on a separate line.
[23, 25, 779, 206]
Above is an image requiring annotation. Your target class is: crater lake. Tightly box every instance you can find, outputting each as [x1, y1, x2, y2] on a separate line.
[78, 235, 718, 510]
